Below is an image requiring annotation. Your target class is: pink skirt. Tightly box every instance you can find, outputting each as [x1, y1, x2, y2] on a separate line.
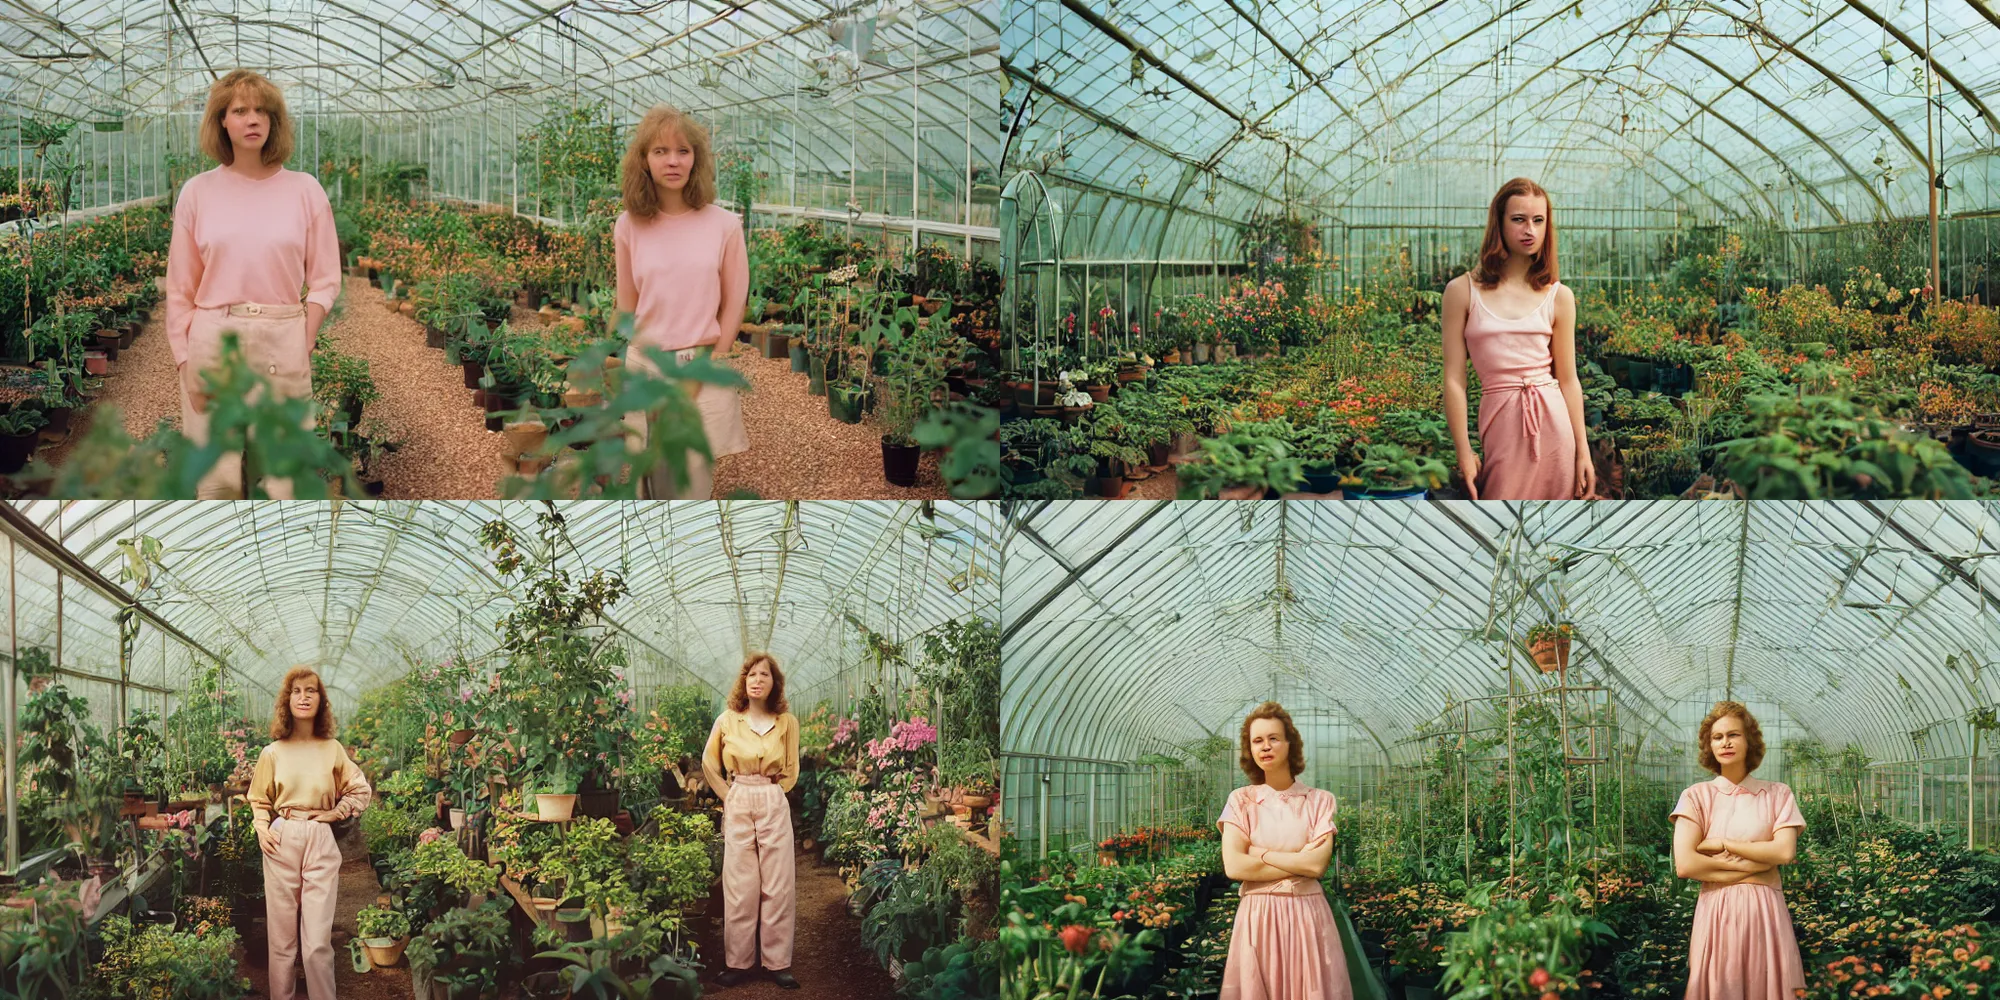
[1685, 882, 1805, 1000]
[1221, 892, 1351, 1000]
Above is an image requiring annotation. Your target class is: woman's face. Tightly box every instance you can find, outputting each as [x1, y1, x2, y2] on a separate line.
[223, 92, 270, 156]
[647, 128, 696, 193]
[1503, 193, 1548, 259]
[745, 662, 773, 703]
[1248, 718, 1290, 778]
[1709, 714, 1747, 770]
[289, 676, 321, 722]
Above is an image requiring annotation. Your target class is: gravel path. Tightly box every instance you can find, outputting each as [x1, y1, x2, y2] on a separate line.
[41, 311, 180, 470]
[711, 349, 948, 500]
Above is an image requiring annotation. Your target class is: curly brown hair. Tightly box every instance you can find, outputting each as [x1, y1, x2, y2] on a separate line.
[270, 666, 337, 740]
[1697, 700, 1765, 774]
[727, 653, 788, 714]
[1472, 177, 1558, 290]
[1238, 701, 1305, 783]
[621, 105, 717, 220]
[199, 70, 294, 167]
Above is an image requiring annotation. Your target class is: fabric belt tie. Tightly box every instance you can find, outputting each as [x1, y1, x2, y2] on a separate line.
[1480, 371, 1558, 461]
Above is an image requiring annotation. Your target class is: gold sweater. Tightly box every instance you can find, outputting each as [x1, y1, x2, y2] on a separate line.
[247, 738, 372, 827]
[701, 710, 800, 793]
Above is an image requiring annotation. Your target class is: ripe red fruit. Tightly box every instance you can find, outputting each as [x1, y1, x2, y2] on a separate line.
[1530, 968, 1552, 988]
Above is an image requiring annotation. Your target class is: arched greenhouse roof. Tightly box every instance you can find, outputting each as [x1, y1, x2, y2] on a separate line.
[6, 1, 1001, 224]
[1002, 0, 2000, 259]
[1002, 500, 2000, 768]
[6, 500, 999, 712]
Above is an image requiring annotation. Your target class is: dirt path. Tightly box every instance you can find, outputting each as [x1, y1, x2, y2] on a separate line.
[691, 851, 898, 999]
[242, 856, 407, 1000]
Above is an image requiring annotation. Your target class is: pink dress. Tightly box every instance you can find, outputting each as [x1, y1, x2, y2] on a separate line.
[1462, 280, 1575, 499]
[1669, 776, 1807, 1000]
[1217, 782, 1350, 1000]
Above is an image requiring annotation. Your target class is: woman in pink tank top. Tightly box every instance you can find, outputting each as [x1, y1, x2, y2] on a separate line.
[1669, 702, 1806, 1000]
[613, 105, 751, 500]
[1440, 178, 1595, 499]
[164, 70, 340, 499]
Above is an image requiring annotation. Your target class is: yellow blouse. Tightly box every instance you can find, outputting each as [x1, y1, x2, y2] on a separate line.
[702, 710, 800, 793]
[246, 738, 372, 827]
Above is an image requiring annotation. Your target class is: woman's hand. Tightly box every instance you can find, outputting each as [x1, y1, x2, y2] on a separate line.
[256, 823, 281, 855]
[1456, 448, 1481, 499]
[1574, 451, 1597, 498]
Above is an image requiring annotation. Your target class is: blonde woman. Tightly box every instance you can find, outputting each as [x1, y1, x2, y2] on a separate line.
[247, 667, 371, 1000]
[1217, 701, 1349, 1000]
[700, 654, 800, 989]
[164, 70, 339, 499]
[1671, 701, 1807, 1000]
[614, 105, 751, 499]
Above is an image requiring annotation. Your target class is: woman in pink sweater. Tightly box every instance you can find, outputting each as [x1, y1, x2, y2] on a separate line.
[165, 70, 340, 499]
[614, 104, 750, 500]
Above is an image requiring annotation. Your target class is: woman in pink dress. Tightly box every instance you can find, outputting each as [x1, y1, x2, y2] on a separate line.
[1670, 701, 1806, 1000]
[614, 104, 751, 499]
[1217, 701, 1349, 1000]
[1441, 177, 1595, 499]
[165, 70, 340, 499]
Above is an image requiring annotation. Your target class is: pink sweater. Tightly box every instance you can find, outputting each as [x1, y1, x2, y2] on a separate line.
[165, 166, 341, 366]
[613, 205, 749, 358]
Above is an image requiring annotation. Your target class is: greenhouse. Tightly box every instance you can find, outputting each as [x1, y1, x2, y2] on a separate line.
[2, 1, 1003, 500]
[1000, 500, 2000, 1000]
[996, 1, 2000, 501]
[0, 499, 1001, 1000]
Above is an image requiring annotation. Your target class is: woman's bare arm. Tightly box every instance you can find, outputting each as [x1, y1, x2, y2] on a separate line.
[1675, 816, 1773, 880]
[1221, 823, 1296, 883]
[1721, 828, 1799, 866]
[1259, 832, 1333, 880]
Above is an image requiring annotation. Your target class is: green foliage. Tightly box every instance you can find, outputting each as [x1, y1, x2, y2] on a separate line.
[355, 905, 412, 941]
[91, 914, 249, 1000]
[517, 100, 620, 219]
[540, 817, 633, 916]
[861, 869, 960, 967]
[914, 402, 1004, 499]
[532, 915, 700, 1000]
[628, 807, 715, 914]
[0, 882, 91, 999]
[407, 901, 511, 999]
[1175, 427, 1305, 498]
[1714, 393, 1980, 499]
[1438, 894, 1612, 1000]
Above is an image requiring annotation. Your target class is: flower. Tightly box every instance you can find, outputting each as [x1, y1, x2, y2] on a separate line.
[1059, 925, 1093, 955]
[1530, 968, 1551, 988]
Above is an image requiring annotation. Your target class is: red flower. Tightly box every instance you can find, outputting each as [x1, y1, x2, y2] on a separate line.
[1059, 925, 1094, 955]
[1530, 968, 1551, 988]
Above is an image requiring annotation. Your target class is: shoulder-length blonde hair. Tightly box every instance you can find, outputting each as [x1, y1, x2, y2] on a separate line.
[270, 666, 337, 740]
[1473, 177, 1558, 290]
[726, 653, 788, 714]
[621, 105, 717, 219]
[199, 70, 294, 167]
[1239, 701, 1306, 783]
[1697, 700, 1766, 775]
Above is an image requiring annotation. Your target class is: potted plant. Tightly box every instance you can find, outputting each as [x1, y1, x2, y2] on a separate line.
[533, 758, 579, 822]
[1340, 442, 1449, 500]
[0, 405, 47, 474]
[1176, 426, 1305, 499]
[1525, 623, 1575, 673]
[356, 904, 413, 968]
[875, 308, 962, 487]
[407, 901, 511, 1000]
[1292, 415, 1352, 495]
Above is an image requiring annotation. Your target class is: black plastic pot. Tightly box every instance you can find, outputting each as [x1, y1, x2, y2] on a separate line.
[1300, 462, 1342, 495]
[790, 340, 809, 373]
[461, 360, 483, 390]
[483, 392, 515, 433]
[882, 436, 920, 486]
[425, 325, 448, 350]
[0, 431, 36, 474]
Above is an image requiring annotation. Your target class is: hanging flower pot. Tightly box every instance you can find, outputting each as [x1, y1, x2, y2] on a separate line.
[1526, 623, 1574, 673]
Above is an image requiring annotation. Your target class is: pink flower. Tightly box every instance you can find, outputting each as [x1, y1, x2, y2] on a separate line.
[418, 828, 444, 845]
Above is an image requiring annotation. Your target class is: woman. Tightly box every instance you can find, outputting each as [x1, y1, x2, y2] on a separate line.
[1217, 701, 1349, 1000]
[700, 653, 800, 989]
[1441, 177, 1595, 500]
[165, 69, 340, 499]
[1670, 701, 1806, 1000]
[247, 667, 372, 1000]
[614, 104, 751, 500]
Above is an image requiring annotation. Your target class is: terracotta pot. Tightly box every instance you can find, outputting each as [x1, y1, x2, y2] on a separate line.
[503, 420, 548, 456]
[399, 301, 415, 316]
[536, 794, 578, 822]
[363, 937, 407, 968]
[1530, 635, 1570, 673]
[1218, 484, 1264, 500]
[962, 794, 991, 809]
[562, 389, 601, 408]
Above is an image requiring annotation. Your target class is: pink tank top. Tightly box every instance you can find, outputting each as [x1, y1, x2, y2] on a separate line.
[1465, 280, 1563, 456]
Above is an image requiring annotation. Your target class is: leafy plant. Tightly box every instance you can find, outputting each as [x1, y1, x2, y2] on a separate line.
[1438, 895, 1611, 1000]
[407, 901, 511, 999]
[1714, 393, 1979, 499]
[91, 914, 249, 1000]
[355, 905, 412, 941]
[1175, 428, 1305, 498]
[914, 402, 1004, 499]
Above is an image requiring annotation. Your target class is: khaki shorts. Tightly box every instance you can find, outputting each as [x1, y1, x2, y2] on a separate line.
[180, 302, 314, 499]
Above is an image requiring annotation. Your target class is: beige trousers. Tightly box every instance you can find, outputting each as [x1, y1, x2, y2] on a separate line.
[620, 344, 748, 500]
[721, 775, 795, 971]
[262, 816, 343, 1000]
[180, 303, 314, 499]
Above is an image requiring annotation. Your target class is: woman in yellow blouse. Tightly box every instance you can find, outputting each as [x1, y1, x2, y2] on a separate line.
[247, 666, 372, 1000]
[701, 652, 801, 989]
